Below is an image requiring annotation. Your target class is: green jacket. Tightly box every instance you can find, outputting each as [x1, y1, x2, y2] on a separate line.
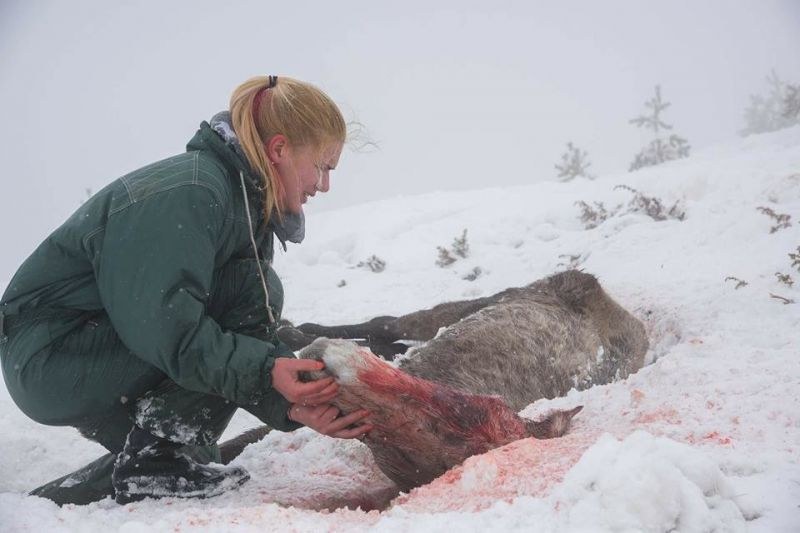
[1, 123, 287, 406]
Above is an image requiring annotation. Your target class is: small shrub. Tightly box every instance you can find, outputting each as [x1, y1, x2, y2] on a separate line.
[576, 186, 684, 230]
[462, 267, 483, 282]
[436, 247, 456, 267]
[575, 201, 617, 229]
[555, 142, 593, 181]
[756, 206, 791, 233]
[785, 84, 800, 120]
[769, 293, 795, 305]
[629, 85, 691, 171]
[629, 135, 691, 172]
[357, 255, 386, 273]
[741, 70, 800, 136]
[436, 229, 470, 267]
[452, 229, 470, 258]
[789, 246, 800, 272]
[775, 272, 794, 288]
[615, 185, 686, 221]
[557, 253, 584, 270]
[725, 276, 748, 290]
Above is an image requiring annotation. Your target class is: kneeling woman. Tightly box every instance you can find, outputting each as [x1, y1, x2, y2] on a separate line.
[0, 75, 371, 505]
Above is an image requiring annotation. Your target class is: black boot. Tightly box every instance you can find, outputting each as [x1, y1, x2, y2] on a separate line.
[112, 426, 250, 504]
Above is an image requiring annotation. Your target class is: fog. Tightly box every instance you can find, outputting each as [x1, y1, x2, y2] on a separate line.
[1, 0, 799, 285]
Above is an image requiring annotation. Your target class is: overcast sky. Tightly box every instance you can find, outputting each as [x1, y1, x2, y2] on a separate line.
[1, 0, 799, 285]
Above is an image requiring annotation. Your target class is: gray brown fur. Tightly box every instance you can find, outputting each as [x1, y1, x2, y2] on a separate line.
[397, 270, 648, 410]
[289, 270, 648, 410]
[223, 270, 647, 464]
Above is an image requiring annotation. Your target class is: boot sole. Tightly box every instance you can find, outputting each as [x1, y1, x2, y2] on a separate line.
[114, 471, 250, 505]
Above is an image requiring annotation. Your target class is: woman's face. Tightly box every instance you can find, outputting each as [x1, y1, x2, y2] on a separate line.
[273, 141, 343, 215]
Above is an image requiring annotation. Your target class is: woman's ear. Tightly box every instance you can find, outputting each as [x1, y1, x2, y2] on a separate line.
[266, 134, 289, 164]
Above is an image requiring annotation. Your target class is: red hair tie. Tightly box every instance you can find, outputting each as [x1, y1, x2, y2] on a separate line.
[252, 75, 278, 122]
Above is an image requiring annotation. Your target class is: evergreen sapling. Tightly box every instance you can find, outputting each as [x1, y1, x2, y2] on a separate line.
[555, 142, 593, 181]
[629, 85, 691, 171]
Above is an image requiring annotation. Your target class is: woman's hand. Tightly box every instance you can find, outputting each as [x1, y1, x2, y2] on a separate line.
[271, 358, 338, 406]
[288, 404, 373, 439]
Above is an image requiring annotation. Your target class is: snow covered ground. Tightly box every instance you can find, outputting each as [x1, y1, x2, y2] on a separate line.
[1, 127, 799, 531]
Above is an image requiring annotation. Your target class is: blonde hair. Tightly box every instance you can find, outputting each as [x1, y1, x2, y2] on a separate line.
[230, 76, 346, 219]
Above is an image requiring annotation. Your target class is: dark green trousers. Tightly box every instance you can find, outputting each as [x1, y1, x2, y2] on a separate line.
[0, 260, 298, 505]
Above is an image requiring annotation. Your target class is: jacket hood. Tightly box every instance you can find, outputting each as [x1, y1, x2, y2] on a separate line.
[186, 115, 265, 196]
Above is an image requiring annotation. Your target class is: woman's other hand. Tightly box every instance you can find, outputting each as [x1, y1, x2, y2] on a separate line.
[271, 358, 338, 405]
[288, 404, 372, 439]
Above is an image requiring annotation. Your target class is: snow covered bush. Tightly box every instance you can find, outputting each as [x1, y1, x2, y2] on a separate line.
[461, 266, 483, 281]
[756, 206, 792, 233]
[576, 186, 684, 229]
[784, 84, 800, 120]
[436, 229, 470, 267]
[774, 272, 794, 288]
[575, 201, 617, 229]
[356, 255, 386, 273]
[790, 246, 800, 271]
[555, 142, 593, 181]
[741, 71, 800, 136]
[724, 276, 748, 290]
[451, 229, 469, 258]
[557, 253, 585, 270]
[436, 247, 456, 267]
[615, 185, 685, 222]
[629, 85, 691, 171]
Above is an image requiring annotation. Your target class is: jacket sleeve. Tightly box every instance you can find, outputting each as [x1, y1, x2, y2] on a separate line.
[94, 185, 278, 405]
[243, 385, 304, 432]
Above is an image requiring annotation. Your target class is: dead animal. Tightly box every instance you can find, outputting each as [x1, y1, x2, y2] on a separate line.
[219, 270, 648, 490]
[280, 269, 649, 410]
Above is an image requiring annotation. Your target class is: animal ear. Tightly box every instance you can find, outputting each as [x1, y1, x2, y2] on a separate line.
[524, 405, 583, 439]
[547, 270, 601, 312]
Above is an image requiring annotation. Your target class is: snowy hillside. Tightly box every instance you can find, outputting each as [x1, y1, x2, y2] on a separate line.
[1, 128, 799, 532]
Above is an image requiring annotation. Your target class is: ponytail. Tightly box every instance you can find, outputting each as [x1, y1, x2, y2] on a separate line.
[230, 76, 346, 221]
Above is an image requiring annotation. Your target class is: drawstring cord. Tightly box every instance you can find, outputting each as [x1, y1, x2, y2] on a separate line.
[239, 171, 276, 327]
[0, 307, 7, 344]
